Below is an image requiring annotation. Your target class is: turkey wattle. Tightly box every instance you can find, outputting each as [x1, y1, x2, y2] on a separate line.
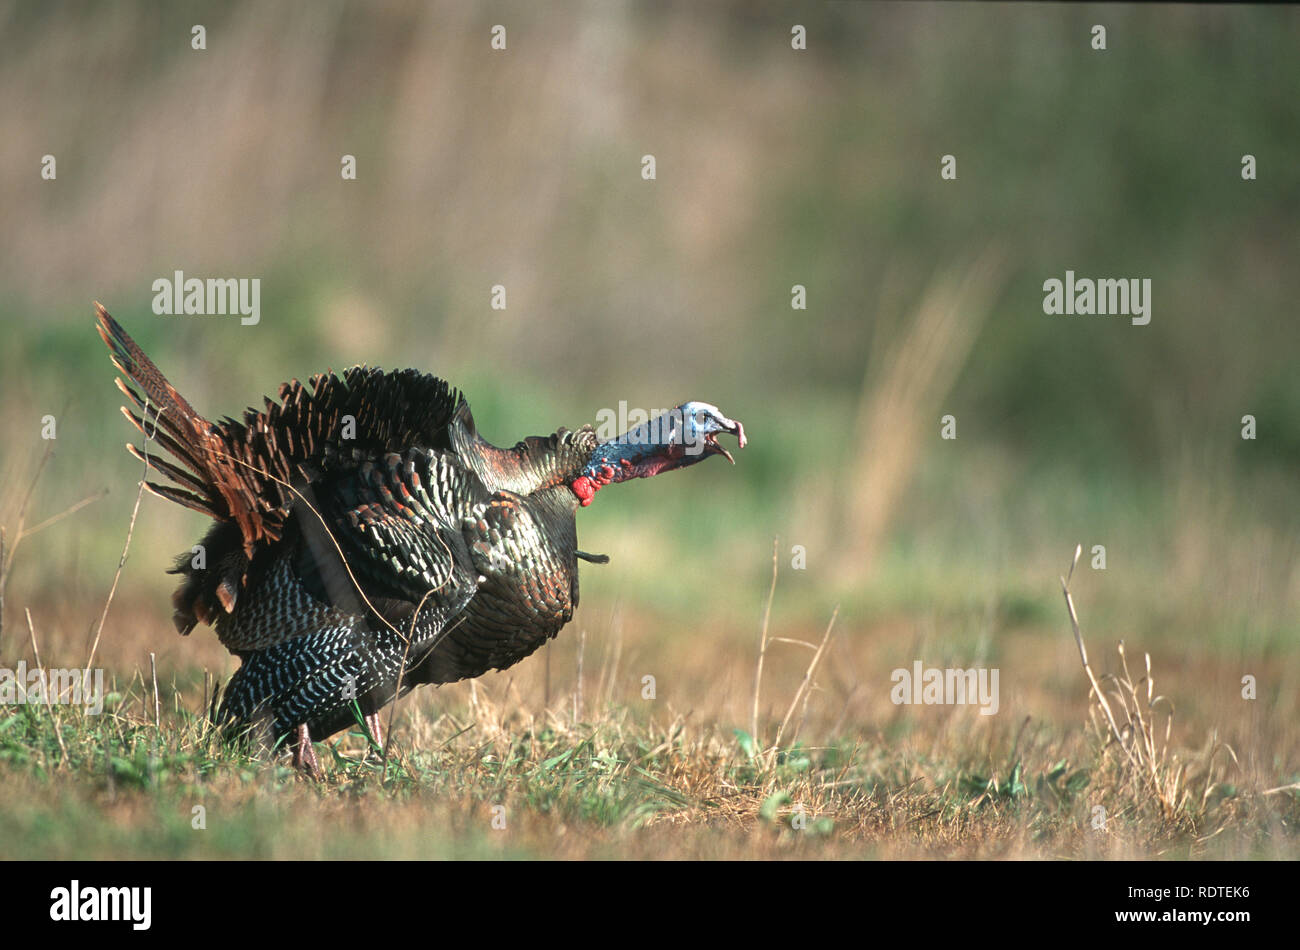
[94, 303, 745, 775]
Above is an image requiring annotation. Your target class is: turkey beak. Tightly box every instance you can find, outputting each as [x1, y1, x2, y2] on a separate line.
[709, 416, 746, 464]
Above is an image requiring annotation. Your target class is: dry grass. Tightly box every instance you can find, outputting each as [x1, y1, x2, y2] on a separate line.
[1, 343, 1294, 859]
[837, 253, 1005, 575]
[0, 649, 1293, 859]
[0, 535, 1294, 860]
[1058, 543, 1271, 847]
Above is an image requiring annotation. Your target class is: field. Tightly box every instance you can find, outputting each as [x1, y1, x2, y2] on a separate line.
[2, 456, 1296, 860]
[0, 2, 1297, 863]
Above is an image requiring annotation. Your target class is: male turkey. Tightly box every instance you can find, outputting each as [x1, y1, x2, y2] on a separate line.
[95, 303, 745, 775]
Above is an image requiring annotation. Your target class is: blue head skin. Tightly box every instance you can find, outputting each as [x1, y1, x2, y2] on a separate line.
[572, 401, 746, 506]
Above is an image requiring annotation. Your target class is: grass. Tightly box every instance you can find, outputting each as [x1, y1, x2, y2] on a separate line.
[0, 530, 1295, 860]
[1, 279, 1293, 861]
[1, 278, 1295, 861]
[1, 656, 1294, 859]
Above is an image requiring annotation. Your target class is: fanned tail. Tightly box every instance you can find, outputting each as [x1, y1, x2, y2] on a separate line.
[96, 302, 255, 632]
[95, 302, 468, 637]
[95, 301, 225, 520]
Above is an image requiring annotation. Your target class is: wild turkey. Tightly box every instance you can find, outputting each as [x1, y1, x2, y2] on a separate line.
[95, 303, 745, 775]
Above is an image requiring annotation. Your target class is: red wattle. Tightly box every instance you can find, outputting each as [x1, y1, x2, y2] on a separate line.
[572, 476, 596, 507]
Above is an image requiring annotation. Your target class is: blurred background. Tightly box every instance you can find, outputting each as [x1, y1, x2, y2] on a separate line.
[0, 2, 1296, 764]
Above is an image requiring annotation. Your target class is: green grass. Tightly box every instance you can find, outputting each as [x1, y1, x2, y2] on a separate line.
[1, 606, 1296, 861]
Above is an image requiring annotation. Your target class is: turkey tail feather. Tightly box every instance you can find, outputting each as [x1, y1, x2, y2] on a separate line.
[96, 301, 204, 428]
[95, 302, 227, 521]
[95, 301, 473, 642]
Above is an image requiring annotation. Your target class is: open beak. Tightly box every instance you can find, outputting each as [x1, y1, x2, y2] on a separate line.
[705, 416, 747, 464]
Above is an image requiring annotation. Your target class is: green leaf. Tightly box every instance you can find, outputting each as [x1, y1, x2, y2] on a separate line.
[759, 790, 792, 822]
[541, 749, 574, 771]
[733, 728, 758, 760]
[1004, 761, 1027, 798]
